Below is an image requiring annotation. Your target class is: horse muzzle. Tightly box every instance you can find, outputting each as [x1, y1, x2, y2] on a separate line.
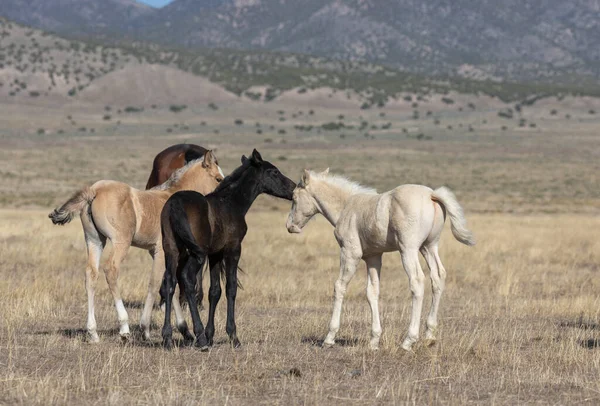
[286, 217, 303, 234]
[287, 224, 302, 234]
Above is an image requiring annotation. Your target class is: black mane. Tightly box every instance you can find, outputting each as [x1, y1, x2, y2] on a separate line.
[211, 160, 252, 194]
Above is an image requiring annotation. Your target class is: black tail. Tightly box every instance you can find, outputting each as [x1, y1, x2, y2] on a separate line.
[169, 201, 204, 259]
[217, 259, 244, 290]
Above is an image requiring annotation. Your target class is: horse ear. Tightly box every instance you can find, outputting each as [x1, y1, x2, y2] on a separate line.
[202, 150, 216, 167]
[302, 169, 311, 186]
[322, 168, 330, 175]
[241, 155, 248, 164]
[251, 149, 263, 163]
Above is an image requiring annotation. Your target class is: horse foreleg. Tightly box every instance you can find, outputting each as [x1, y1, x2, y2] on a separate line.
[324, 250, 360, 347]
[224, 248, 242, 348]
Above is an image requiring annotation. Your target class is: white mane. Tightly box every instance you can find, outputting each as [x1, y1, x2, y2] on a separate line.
[151, 157, 205, 191]
[310, 171, 377, 195]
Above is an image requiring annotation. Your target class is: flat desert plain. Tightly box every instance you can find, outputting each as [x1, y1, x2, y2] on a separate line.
[1, 96, 600, 404]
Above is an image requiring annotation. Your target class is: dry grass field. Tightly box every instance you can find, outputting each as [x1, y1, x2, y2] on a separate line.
[1, 99, 600, 404]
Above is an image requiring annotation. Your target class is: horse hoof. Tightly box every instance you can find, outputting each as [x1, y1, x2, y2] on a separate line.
[195, 336, 209, 350]
[401, 343, 414, 352]
[231, 338, 242, 349]
[163, 339, 173, 350]
[322, 341, 335, 349]
[88, 333, 100, 343]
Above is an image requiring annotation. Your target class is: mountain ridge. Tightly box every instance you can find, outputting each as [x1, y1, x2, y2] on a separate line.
[1, 0, 600, 83]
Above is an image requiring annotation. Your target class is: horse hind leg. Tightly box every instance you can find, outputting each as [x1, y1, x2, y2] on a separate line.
[140, 247, 164, 341]
[420, 244, 446, 344]
[174, 283, 195, 344]
[179, 255, 209, 350]
[400, 249, 426, 351]
[205, 255, 223, 347]
[104, 241, 131, 341]
[84, 234, 106, 343]
[160, 248, 179, 349]
[81, 209, 106, 343]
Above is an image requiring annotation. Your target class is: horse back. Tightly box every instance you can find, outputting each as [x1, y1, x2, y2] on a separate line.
[146, 144, 208, 189]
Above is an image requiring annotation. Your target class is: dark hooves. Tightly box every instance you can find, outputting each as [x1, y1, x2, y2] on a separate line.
[183, 333, 195, 346]
[163, 338, 173, 350]
[231, 338, 242, 349]
[195, 337, 209, 352]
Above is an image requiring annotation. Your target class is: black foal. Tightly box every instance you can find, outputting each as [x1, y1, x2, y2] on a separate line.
[160, 149, 296, 350]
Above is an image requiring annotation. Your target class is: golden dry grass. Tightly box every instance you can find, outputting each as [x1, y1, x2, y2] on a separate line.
[1, 100, 600, 404]
[1, 209, 600, 404]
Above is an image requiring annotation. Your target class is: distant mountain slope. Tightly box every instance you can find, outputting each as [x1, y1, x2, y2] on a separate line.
[1, 17, 598, 108]
[137, 0, 600, 83]
[0, 0, 154, 38]
[1, 0, 600, 83]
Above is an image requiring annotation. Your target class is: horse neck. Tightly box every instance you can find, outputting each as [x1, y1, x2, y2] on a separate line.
[312, 181, 354, 227]
[216, 169, 262, 216]
[170, 165, 212, 194]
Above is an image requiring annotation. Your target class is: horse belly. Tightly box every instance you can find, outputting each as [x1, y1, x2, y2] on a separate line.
[131, 193, 164, 250]
[358, 197, 396, 255]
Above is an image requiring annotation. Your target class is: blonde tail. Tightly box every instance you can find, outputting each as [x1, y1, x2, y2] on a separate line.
[49, 187, 96, 225]
[431, 187, 475, 246]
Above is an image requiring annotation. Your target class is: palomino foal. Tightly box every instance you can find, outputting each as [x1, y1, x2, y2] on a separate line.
[286, 170, 475, 351]
[49, 152, 223, 342]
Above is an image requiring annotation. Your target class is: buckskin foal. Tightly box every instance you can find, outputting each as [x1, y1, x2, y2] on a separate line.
[49, 152, 223, 343]
[286, 169, 475, 351]
[160, 149, 296, 350]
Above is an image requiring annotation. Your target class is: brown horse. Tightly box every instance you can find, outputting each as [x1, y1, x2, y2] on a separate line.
[146, 144, 224, 189]
[49, 151, 224, 343]
[146, 144, 223, 310]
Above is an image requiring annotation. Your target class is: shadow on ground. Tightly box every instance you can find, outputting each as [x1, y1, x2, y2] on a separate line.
[301, 336, 359, 347]
[579, 339, 600, 349]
